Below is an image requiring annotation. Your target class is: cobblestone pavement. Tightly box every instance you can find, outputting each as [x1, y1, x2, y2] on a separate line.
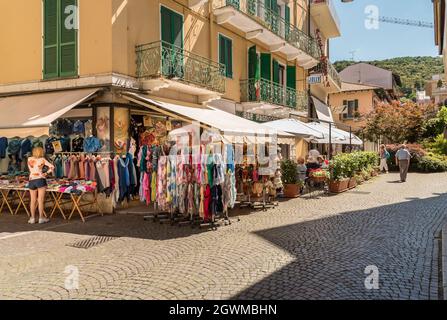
[0, 172, 446, 300]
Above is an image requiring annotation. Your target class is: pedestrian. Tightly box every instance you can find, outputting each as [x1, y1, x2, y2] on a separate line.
[27, 147, 54, 224]
[296, 157, 307, 194]
[379, 144, 389, 173]
[395, 144, 411, 182]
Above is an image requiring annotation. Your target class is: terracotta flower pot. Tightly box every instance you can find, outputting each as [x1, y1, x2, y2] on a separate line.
[283, 184, 300, 198]
[329, 179, 349, 193]
[348, 177, 357, 189]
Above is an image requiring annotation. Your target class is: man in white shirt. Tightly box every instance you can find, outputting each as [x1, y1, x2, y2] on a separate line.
[395, 144, 411, 182]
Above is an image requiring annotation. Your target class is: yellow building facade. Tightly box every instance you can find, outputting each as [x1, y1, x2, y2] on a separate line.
[0, 0, 341, 110]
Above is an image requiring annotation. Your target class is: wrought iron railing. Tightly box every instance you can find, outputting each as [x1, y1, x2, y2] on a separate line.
[240, 78, 308, 112]
[136, 41, 226, 94]
[214, 0, 321, 60]
[311, 61, 342, 89]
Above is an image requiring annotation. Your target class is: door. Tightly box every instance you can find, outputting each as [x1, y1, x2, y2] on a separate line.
[161, 6, 183, 78]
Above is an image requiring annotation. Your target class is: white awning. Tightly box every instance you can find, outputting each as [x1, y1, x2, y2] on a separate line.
[306, 122, 363, 145]
[263, 118, 324, 139]
[312, 96, 334, 123]
[121, 92, 293, 139]
[0, 88, 99, 129]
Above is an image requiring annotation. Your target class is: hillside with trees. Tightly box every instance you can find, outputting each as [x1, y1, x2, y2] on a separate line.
[333, 56, 444, 97]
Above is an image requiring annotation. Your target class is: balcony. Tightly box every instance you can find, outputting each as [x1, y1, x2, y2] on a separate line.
[309, 61, 342, 93]
[310, 0, 341, 38]
[136, 41, 226, 102]
[213, 0, 320, 69]
[240, 78, 308, 112]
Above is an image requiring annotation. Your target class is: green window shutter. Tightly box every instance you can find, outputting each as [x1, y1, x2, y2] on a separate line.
[59, 0, 77, 77]
[264, 0, 271, 9]
[172, 11, 183, 49]
[219, 35, 232, 78]
[226, 38, 233, 78]
[161, 7, 173, 44]
[248, 45, 257, 79]
[286, 65, 296, 89]
[44, 0, 58, 79]
[272, 59, 279, 84]
[260, 53, 271, 80]
[285, 6, 290, 23]
[354, 99, 359, 111]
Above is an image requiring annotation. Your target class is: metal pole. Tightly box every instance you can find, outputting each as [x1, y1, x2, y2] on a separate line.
[329, 122, 332, 160]
[349, 126, 352, 153]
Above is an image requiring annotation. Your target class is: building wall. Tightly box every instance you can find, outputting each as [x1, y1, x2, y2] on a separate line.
[0, 0, 322, 109]
[329, 90, 375, 131]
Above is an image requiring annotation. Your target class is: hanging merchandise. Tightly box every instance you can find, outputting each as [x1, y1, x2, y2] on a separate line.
[84, 136, 101, 153]
[0, 137, 8, 159]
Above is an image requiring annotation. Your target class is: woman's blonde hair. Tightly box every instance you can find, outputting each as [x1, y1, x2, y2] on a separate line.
[32, 147, 45, 159]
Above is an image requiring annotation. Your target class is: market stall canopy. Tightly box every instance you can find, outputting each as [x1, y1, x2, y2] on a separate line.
[0, 88, 100, 131]
[306, 122, 363, 145]
[121, 92, 293, 141]
[263, 119, 324, 139]
[312, 97, 334, 123]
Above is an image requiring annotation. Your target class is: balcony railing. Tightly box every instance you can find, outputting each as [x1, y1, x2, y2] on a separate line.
[310, 0, 341, 31]
[312, 61, 342, 89]
[136, 41, 226, 94]
[214, 0, 321, 60]
[240, 78, 308, 111]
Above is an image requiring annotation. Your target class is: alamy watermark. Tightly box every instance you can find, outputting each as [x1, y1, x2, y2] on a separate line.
[64, 265, 79, 290]
[364, 265, 379, 290]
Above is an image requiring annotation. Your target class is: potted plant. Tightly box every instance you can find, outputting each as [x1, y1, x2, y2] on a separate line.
[281, 160, 300, 198]
[329, 156, 349, 193]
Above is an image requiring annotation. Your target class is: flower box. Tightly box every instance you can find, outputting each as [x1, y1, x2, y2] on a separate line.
[348, 177, 357, 189]
[283, 184, 300, 198]
[329, 179, 349, 193]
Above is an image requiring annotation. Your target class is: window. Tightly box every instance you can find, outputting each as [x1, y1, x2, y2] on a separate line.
[219, 34, 233, 78]
[342, 99, 359, 119]
[43, 0, 78, 79]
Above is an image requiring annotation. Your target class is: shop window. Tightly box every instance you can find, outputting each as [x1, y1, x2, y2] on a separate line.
[43, 0, 78, 79]
[219, 34, 233, 78]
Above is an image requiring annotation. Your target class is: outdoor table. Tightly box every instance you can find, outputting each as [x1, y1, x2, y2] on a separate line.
[0, 185, 102, 222]
[0, 187, 15, 215]
[67, 191, 103, 223]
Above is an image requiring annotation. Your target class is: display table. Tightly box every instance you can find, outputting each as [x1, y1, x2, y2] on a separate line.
[0, 181, 102, 223]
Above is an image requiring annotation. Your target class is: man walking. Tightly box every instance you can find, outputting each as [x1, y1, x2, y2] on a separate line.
[395, 144, 411, 182]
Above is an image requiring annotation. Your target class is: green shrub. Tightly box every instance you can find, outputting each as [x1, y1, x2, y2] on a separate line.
[281, 159, 298, 184]
[415, 154, 447, 172]
[330, 152, 379, 180]
[423, 134, 447, 155]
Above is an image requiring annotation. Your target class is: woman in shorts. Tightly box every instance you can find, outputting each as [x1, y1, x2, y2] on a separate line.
[27, 147, 54, 224]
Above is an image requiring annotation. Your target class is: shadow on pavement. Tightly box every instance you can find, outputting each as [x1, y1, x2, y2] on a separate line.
[231, 193, 447, 300]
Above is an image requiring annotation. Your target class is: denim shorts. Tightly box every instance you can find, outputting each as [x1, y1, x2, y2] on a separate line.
[28, 179, 48, 190]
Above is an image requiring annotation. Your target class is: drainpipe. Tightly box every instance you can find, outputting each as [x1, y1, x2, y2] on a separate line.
[307, 0, 312, 119]
[210, 0, 214, 61]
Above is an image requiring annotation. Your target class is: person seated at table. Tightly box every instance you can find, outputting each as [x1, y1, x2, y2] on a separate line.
[317, 155, 329, 169]
[306, 156, 321, 175]
[27, 147, 54, 224]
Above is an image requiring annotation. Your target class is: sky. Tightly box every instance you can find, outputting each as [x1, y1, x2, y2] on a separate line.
[330, 0, 439, 62]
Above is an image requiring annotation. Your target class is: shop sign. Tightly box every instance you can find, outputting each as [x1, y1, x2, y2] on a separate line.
[308, 73, 323, 85]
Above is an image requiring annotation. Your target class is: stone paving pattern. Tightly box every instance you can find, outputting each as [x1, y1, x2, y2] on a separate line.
[0, 172, 446, 300]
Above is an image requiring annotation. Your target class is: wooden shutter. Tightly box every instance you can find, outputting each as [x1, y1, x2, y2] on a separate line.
[272, 59, 279, 84]
[260, 53, 271, 80]
[226, 38, 232, 78]
[59, 0, 77, 77]
[248, 45, 257, 79]
[286, 65, 296, 89]
[219, 35, 232, 78]
[172, 10, 183, 49]
[354, 99, 359, 111]
[161, 6, 172, 44]
[44, 0, 58, 79]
